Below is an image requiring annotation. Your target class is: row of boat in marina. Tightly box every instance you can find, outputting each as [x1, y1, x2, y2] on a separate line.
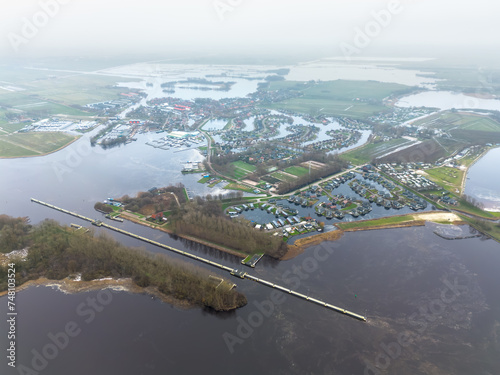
[146, 136, 204, 150]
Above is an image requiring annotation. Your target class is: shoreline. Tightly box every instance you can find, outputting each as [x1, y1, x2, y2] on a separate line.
[282, 230, 344, 260]
[0, 275, 245, 311]
[459, 147, 491, 196]
[283, 211, 465, 258]
[0, 277, 194, 309]
[338, 133, 374, 156]
[0, 134, 81, 159]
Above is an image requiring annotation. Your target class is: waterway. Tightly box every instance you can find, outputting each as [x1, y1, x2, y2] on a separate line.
[242, 116, 257, 132]
[113, 64, 270, 102]
[0, 132, 236, 224]
[1, 62, 499, 374]
[202, 119, 228, 131]
[1, 224, 499, 374]
[286, 58, 439, 88]
[264, 113, 372, 151]
[0, 131, 498, 374]
[464, 147, 500, 211]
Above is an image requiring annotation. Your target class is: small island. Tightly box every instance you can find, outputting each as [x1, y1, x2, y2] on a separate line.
[0, 215, 247, 312]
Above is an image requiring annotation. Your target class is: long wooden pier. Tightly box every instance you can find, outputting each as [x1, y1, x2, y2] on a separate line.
[31, 198, 366, 322]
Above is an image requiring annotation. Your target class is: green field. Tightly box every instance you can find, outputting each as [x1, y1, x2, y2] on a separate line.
[264, 99, 386, 119]
[0, 69, 140, 118]
[197, 176, 211, 183]
[0, 92, 46, 107]
[0, 139, 38, 157]
[423, 66, 500, 96]
[261, 80, 413, 119]
[17, 101, 89, 116]
[337, 214, 417, 230]
[231, 160, 257, 179]
[450, 129, 500, 145]
[263, 81, 313, 91]
[208, 179, 222, 187]
[271, 171, 297, 182]
[413, 111, 500, 132]
[0, 91, 90, 118]
[460, 216, 500, 242]
[0, 73, 138, 106]
[425, 167, 464, 192]
[267, 80, 411, 101]
[0, 122, 26, 134]
[0, 66, 69, 84]
[232, 160, 257, 172]
[451, 198, 500, 220]
[340, 138, 410, 165]
[0, 132, 78, 157]
[458, 146, 489, 167]
[284, 165, 309, 177]
[223, 183, 256, 193]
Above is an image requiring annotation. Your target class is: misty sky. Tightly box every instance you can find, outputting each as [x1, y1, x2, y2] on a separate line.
[1, 0, 499, 61]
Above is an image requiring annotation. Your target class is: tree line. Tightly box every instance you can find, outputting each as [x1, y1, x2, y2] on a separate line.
[90, 123, 115, 145]
[0, 215, 31, 253]
[276, 153, 347, 194]
[94, 202, 113, 213]
[171, 199, 288, 258]
[0, 217, 246, 311]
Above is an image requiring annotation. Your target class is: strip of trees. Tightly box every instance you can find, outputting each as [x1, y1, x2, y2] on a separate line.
[276, 153, 347, 194]
[171, 199, 288, 258]
[94, 202, 113, 213]
[0, 215, 31, 253]
[90, 123, 115, 145]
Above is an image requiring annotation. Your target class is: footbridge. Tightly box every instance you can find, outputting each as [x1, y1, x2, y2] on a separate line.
[31, 198, 366, 322]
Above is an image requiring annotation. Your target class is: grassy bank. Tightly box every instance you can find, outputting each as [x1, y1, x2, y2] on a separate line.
[425, 166, 464, 192]
[336, 215, 423, 230]
[261, 80, 411, 119]
[341, 138, 410, 165]
[459, 215, 500, 242]
[0, 132, 79, 158]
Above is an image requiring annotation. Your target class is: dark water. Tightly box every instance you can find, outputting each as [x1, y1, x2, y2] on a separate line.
[1, 225, 500, 375]
[465, 147, 500, 211]
[1, 134, 499, 374]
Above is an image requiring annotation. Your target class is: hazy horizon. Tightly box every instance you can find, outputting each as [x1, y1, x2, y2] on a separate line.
[1, 0, 499, 66]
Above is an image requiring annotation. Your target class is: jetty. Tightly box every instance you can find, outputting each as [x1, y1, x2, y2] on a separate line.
[241, 253, 264, 268]
[105, 214, 124, 222]
[31, 198, 367, 322]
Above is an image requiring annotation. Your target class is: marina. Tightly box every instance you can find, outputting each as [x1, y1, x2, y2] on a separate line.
[1, 50, 499, 374]
[31, 198, 367, 322]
